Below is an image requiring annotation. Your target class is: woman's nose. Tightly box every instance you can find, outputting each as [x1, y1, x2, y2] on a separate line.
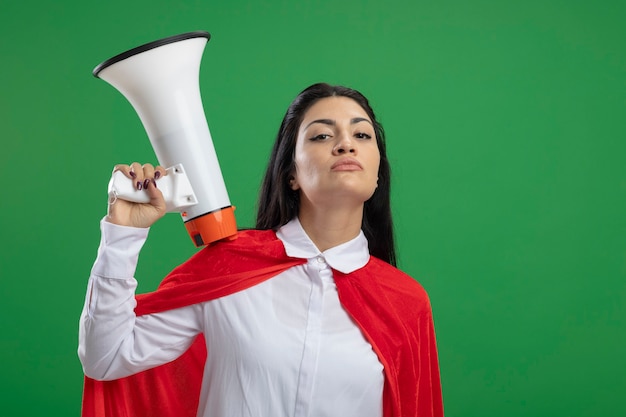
[333, 133, 356, 154]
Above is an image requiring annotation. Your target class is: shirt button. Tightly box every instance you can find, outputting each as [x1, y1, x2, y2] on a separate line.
[317, 256, 325, 264]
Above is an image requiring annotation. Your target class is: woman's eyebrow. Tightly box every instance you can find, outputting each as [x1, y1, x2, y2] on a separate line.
[304, 117, 373, 130]
[304, 119, 335, 130]
[351, 117, 373, 126]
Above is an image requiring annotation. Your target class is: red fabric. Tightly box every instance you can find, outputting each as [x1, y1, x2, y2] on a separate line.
[81, 229, 443, 417]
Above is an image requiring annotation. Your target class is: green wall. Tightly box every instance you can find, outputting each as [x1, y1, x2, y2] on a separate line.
[1, 1, 624, 416]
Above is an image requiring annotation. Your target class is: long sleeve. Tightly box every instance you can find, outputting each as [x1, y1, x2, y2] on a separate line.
[78, 219, 202, 381]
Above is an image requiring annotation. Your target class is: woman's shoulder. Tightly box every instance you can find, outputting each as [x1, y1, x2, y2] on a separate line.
[158, 228, 301, 289]
[215, 228, 280, 246]
[357, 256, 433, 310]
[189, 228, 282, 258]
[174, 228, 303, 274]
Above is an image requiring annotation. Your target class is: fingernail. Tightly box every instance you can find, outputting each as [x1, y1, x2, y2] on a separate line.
[129, 171, 137, 179]
[152, 179, 158, 188]
[144, 179, 150, 189]
[136, 181, 143, 190]
[154, 171, 161, 179]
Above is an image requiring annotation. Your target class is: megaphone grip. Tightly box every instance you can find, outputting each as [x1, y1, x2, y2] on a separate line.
[108, 164, 198, 212]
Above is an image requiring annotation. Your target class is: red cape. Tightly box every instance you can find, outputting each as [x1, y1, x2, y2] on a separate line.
[82, 229, 443, 417]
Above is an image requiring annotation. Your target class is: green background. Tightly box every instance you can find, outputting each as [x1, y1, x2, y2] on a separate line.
[1, 0, 624, 416]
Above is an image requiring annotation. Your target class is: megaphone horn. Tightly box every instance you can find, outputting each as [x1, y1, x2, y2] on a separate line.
[93, 31, 237, 247]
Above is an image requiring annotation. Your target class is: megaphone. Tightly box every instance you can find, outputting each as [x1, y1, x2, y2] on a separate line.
[93, 31, 237, 247]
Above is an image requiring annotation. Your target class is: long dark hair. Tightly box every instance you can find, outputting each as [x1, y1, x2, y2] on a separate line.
[256, 83, 396, 266]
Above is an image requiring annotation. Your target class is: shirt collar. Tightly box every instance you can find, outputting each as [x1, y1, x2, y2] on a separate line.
[276, 217, 370, 274]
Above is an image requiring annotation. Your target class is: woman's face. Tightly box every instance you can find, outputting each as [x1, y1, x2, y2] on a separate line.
[291, 96, 381, 210]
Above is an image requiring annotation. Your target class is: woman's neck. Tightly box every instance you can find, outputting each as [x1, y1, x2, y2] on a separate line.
[297, 203, 364, 252]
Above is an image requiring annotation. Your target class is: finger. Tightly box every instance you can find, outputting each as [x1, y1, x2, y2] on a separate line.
[140, 163, 156, 190]
[113, 163, 143, 190]
[128, 162, 145, 190]
[112, 164, 137, 180]
[154, 165, 167, 180]
[144, 177, 167, 212]
[141, 163, 155, 177]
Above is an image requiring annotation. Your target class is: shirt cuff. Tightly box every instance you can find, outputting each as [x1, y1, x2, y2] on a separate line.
[90, 217, 150, 279]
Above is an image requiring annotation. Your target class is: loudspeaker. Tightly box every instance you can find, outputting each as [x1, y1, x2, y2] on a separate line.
[94, 31, 237, 246]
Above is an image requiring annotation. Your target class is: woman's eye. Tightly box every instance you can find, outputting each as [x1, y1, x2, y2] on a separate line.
[310, 134, 331, 141]
[355, 132, 372, 139]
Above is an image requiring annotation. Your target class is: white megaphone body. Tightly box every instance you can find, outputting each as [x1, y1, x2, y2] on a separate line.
[93, 31, 237, 247]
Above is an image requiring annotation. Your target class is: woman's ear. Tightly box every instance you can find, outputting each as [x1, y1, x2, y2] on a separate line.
[288, 175, 300, 191]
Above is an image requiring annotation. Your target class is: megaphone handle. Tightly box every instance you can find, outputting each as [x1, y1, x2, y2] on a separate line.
[107, 164, 198, 212]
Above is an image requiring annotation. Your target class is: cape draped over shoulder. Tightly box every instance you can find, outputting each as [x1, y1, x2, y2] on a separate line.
[81, 229, 444, 417]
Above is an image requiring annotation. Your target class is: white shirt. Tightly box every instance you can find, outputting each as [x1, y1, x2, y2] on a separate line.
[78, 217, 384, 417]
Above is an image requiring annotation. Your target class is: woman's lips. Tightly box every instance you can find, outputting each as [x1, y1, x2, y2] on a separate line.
[331, 158, 363, 171]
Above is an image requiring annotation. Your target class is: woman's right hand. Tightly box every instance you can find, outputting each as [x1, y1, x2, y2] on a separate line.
[106, 162, 168, 228]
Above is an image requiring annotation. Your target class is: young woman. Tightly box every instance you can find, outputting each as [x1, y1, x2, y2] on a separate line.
[79, 83, 443, 417]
